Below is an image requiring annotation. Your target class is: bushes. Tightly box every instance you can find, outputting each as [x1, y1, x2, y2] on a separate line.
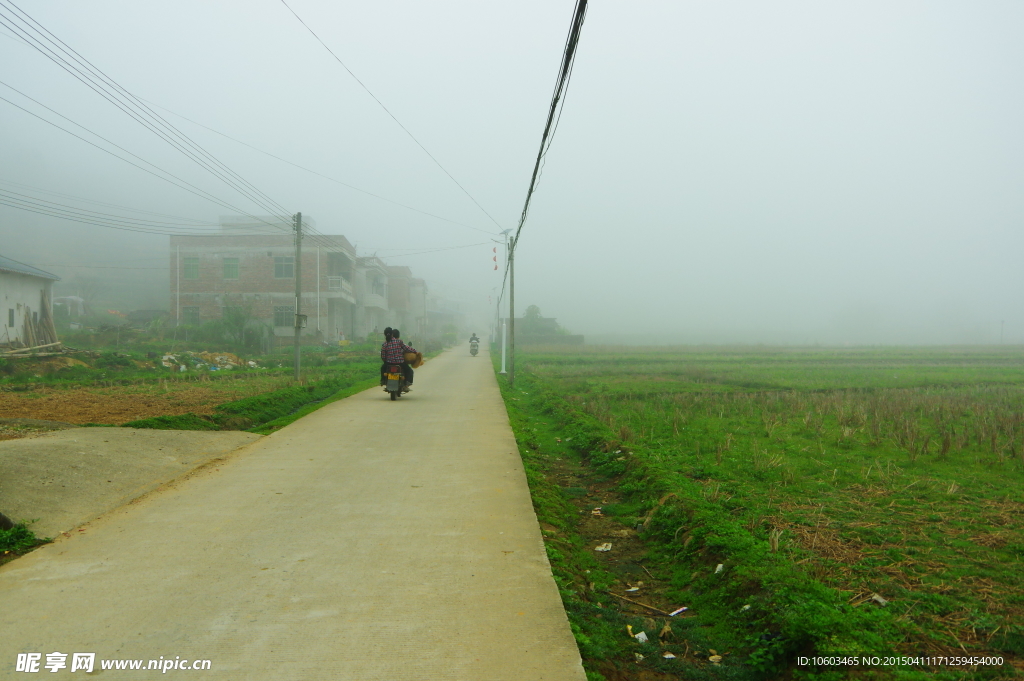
[94, 352, 135, 369]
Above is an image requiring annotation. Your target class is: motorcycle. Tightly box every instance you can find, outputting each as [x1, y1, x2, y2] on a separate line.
[383, 364, 408, 401]
[470, 341, 479, 356]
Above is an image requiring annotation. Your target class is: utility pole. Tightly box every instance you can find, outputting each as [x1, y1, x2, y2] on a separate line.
[498, 229, 511, 375]
[508, 235, 516, 388]
[293, 212, 302, 380]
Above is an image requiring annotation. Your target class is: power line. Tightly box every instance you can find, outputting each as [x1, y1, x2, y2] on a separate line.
[0, 189, 228, 230]
[0, 177, 220, 225]
[0, 87, 286, 232]
[0, 198, 224, 237]
[380, 241, 492, 259]
[499, 0, 589, 387]
[142, 98, 499, 237]
[511, 0, 588, 246]
[0, 0, 292, 222]
[30, 263, 171, 270]
[277, 0, 504, 232]
[0, 1, 295, 229]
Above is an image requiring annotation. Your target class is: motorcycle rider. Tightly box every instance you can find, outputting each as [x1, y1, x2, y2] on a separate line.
[469, 332, 480, 343]
[382, 328, 417, 392]
[379, 327, 394, 385]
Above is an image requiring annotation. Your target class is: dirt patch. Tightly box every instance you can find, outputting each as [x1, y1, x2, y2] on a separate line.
[0, 418, 79, 442]
[0, 386, 241, 425]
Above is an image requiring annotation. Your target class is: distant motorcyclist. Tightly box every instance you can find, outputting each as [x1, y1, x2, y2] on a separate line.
[382, 328, 417, 392]
[469, 332, 480, 343]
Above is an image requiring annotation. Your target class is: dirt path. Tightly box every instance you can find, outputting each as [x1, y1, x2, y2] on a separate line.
[0, 348, 585, 680]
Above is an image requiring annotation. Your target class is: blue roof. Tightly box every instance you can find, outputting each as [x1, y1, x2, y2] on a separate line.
[0, 254, 60, 281]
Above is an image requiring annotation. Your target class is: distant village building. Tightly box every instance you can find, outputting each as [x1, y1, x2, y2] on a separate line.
[169, 217, 357, 343]
[0, 254, 60, 348]
[169, 217, 447, 344]
[386, 266, 428, 338]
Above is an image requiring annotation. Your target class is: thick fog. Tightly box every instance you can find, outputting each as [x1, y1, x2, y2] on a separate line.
[2, 1, 1022, 344]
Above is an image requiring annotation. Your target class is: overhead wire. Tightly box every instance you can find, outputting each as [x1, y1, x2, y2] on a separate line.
[510, 0, 588, 247]
[0, 177, 222, 225]
[0, 189, 238, 231]
[0, 0, 292, 221]
[0, 198, 230, 237]
[495, 0, 588, 328]
[0, 1, 295, 231]
[141, 98, 499, 237]
[277, 0, 504, 233]
[2, 2, 490, 272]
[0, 89, 287, 231]
[28, 263, 170, 270]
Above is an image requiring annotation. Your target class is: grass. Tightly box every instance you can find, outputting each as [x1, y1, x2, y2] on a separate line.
[122, 358, 379, 433]
[0, 523, 50, 567]
[495, 346, 1024, 680]
[2, 346, 383, 430]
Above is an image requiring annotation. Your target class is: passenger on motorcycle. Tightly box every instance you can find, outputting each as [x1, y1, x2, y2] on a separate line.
[379, 327, 394, 386]
[381, 328, 417, 392]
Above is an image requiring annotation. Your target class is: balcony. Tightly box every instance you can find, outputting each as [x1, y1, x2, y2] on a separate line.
[362, 292, 388, 311]
[326, 276, 355, 302]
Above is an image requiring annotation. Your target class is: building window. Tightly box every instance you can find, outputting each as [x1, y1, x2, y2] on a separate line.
[370, 275, 385, 297]
[273, 305, 294, 327]
[223, 257, 239, 280]
[183, 257, 199, 280]
[182, 306, 200, 326]
[274, 256, 294, 279]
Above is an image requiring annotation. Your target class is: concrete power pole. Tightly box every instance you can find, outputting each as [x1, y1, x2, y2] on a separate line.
[294, 212, 302, 380]
[498, 229, 511, 375]
[508, 236, 515, 388]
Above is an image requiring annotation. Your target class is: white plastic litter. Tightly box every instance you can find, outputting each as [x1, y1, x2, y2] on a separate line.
[634, 631, 648, 643]
[669, 606, 688, 616]
[714, 563, 724, 574]
[595, 542, 613, 552]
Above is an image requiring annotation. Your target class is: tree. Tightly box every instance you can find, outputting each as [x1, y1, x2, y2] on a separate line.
[522, 305, 545, 335]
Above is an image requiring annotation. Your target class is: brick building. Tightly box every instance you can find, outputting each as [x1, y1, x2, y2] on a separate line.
[169, 218, 358, 343]
[386, 266, 428, 338]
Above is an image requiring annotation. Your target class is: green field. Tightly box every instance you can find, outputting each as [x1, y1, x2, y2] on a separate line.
[497, 346, 1024, 680]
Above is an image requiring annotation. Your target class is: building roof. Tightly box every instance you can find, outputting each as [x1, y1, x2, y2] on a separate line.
[0, 254, 60, 281]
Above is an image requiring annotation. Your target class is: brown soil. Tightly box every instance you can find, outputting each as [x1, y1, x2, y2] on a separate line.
[0, 385, 237, 426]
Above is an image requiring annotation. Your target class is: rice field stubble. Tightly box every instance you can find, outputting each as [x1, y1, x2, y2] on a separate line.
[500, 346, 1024, 680]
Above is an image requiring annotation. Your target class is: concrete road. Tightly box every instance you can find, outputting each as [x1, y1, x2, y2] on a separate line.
[0, 348, 586, 681]
[0, 428, 261, 538]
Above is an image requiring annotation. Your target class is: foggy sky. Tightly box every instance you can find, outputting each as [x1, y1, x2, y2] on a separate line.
[2, 1, 1022, 344]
